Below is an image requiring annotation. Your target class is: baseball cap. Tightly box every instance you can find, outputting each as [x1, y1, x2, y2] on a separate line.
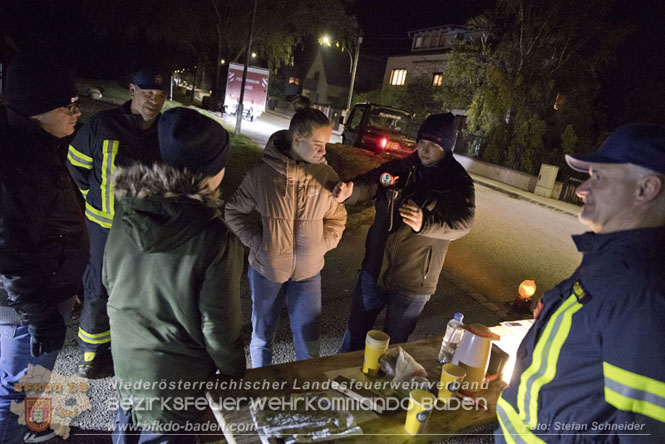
[565, 123, 665, 176]
[132, 68, 167, 91]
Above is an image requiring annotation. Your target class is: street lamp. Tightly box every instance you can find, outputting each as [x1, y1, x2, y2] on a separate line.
[346, 35, 362, 113]
[320, 34, 363, 113]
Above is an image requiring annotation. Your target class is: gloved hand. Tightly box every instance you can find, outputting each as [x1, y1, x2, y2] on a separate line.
[28, 311, 66, 358]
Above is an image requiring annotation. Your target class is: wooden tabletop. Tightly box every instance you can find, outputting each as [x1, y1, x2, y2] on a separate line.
[206, 336, 505, 443]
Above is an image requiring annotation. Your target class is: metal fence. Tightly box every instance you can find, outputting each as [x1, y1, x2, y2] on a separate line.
[558, 169, 586, 205]
[453, 132, 487, 157]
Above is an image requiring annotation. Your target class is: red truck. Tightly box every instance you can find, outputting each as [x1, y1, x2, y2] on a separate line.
[223, 62, 269, 121]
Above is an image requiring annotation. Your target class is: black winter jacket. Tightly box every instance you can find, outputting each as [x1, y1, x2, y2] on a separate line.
[346, 153, 474, 294]
[0, 107, 89, 324]
[66, 101, 161, 230]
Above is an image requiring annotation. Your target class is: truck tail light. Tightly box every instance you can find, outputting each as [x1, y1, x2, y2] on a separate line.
[379, 137, 388, 149]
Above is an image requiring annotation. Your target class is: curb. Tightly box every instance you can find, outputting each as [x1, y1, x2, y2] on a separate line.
[472, 178, 579, 218]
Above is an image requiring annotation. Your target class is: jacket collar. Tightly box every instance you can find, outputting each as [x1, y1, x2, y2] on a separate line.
[6, 106, 61, 144]
[573, 226, 665, 254]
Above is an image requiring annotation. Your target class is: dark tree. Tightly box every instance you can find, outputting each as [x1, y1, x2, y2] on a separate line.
[81, 0, 358, 95]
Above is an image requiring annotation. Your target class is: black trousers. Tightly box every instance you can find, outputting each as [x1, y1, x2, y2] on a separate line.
[77, 219, 111, 353]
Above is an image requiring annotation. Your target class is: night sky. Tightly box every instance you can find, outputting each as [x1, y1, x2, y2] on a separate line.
[354, 0, 495, 58]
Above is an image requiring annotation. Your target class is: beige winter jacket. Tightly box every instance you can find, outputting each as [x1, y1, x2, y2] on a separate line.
[225, 131, 346, 283]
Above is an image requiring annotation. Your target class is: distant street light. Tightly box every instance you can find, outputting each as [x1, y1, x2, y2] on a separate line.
[251, 52, 257, 58]
[320, 34, 363, 113]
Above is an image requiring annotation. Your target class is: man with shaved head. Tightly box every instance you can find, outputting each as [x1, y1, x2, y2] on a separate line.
[495, 124, 665, 443]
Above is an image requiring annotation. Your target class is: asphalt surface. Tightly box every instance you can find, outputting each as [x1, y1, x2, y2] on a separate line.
[444, 180, 582, 305]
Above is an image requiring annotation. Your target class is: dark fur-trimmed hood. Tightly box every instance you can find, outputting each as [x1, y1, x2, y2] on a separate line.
[113, 163, 222, 212]
[111, 163, 223, 252]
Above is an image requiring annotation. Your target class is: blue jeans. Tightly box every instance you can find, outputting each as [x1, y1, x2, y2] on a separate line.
[248, 266, 321, 368]
[0, 299, 73, 444]
[340, 270, 430, 352]
[112, 408, 198, 444]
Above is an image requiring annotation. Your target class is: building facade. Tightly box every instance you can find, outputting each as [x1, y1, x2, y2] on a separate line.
[382, 25, 474, 90]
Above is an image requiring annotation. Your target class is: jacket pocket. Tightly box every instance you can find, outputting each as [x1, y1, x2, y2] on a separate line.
[423, 247, 433, 280]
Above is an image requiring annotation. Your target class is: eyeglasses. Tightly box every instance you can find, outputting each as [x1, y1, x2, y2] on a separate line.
[64, 100, 81, 115]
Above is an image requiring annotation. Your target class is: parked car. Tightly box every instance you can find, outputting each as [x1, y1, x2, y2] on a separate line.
[342, 104, 416, 156]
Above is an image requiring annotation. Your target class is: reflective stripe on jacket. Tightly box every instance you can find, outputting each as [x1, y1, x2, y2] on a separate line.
[496, 227, 665, 443]
[66, 101, 161, 229]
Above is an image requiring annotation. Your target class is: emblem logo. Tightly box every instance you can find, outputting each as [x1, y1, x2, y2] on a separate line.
[26, 398, 52, 432]
[380, 172, 397, 187]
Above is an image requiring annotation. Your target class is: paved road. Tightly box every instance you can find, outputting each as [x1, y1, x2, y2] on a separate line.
[444, 181, 583, 304]
[218, 111, 342, 148]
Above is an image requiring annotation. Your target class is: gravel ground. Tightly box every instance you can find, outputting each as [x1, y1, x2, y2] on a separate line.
[36, 225, 502, 443]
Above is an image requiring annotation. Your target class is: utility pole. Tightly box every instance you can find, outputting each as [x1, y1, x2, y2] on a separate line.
[235, 0, 258, 135]
[345, 35, 363, 114]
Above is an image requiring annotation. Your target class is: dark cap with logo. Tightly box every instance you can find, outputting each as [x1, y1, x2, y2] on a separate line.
[158, 107, 230, 176]
[565, 123, 665, 176]
[132, 67, 167, 91]
[416, 113, 458, 152]
[5, 51, 78, 117]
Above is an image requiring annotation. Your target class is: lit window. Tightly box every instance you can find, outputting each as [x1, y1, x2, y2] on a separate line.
[289, 77, 301, 86]
[390, 69, 407, 86]
[414, 36, 423, 49]
[432, 73, 443, 87]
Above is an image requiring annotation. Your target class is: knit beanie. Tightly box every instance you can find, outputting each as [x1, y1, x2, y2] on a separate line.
[6, 51, 78, 117]
[158, 107, 230, 176]
[416, 113, 458, 152]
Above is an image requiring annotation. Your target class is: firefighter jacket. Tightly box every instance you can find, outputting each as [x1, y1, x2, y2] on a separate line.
[0, 106, 89, 325]
[225, 130, 346, 283]
[345, 152, 474, 295]
[496, 227, 665, 443]
[66, 101, 161, 230]
[104, 163, 246, 427]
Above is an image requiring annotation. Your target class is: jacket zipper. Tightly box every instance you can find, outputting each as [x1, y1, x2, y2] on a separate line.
[291, 162, 298, 276]
[423, 247, 432, 280]
[384, 165, 416, 287]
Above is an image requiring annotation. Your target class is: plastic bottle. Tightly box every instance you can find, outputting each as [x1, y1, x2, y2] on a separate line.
[438, 312, 465, 364]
